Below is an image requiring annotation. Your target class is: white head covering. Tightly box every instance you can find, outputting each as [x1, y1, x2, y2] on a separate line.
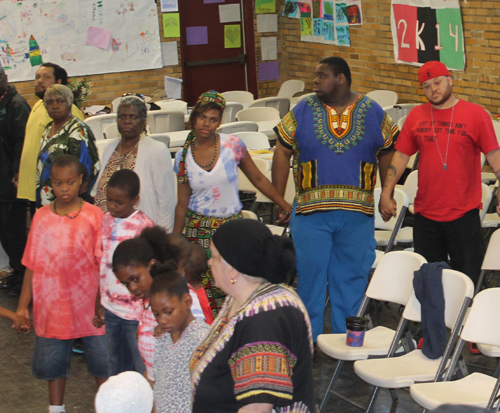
[95, 371, 153, 413]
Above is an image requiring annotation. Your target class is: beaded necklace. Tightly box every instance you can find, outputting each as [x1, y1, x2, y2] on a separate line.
[52, 198, 84, 219]
[191, 134, 219, 169]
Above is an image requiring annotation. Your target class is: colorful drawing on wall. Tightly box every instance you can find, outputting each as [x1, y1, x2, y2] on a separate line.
[256, 0, 276, 14]
[347, 1, 362, 25]
[282, 0, 358, 46]
[312, 0, 322, 18]
[301, 17, 313, 35]
[335, 3, 348, 23]
[1, 1, 162, 81]
[313, 18, 323, 35]
[28, 35, 43, 66]
[224, 24, 241, 48]
[161, 0, 178, 13]
[283, 0, 300, 18]
[323, 20, 335, 41]
[186, 26, 208, 46]
[336, 24, 350, 45]
[391, 0, 465, 70]
[163, 13, 180, 38]
[323, 2, 334, 20]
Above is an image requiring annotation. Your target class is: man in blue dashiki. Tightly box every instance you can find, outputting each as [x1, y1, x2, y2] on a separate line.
[273, 57, 399, 341]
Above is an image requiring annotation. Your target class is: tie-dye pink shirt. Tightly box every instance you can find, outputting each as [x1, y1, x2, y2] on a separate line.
[100, 210, 155, 320]
[22, 202, 105, 339]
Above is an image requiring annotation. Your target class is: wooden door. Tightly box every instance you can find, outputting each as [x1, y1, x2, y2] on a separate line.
[179, 0, 258, 106]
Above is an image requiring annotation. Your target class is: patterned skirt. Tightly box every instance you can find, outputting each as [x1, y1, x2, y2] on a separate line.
[184, 209, 242, 318]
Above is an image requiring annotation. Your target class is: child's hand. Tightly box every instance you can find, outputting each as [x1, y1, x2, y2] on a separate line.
[153, 325, 165, 338]
[11, 314, 30, 334]
[93, 306, 105, 328]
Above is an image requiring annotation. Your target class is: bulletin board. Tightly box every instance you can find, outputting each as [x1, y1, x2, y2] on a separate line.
[0, 0, 162, 82]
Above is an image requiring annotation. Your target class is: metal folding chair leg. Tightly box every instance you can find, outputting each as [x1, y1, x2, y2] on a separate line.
[365, 387, 381, 413]
[320, 360, 345, 411]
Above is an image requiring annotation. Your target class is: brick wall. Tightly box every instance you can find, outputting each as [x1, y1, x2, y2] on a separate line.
[256, 0, 500, 116]
[12, 0, 500, 116]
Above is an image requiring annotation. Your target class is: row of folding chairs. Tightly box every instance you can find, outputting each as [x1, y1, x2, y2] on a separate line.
[318, 229, 500, 412]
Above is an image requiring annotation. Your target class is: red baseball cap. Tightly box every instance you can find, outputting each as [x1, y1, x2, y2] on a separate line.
[418, 61, 451, 84]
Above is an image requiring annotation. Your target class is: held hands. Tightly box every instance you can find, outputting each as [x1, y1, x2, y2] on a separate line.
[93, 305, 105, 328]
[275, 205, 292, 225]
[379, 193, 397, 222]
[11, 314, 30, 334]
[14, 308, 30, 334]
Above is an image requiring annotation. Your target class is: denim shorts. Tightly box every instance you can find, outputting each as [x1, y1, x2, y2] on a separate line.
[33, 335, 108, 380]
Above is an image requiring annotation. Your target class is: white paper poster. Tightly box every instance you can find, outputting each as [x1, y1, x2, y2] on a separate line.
[161, 42, 179, 66]
[257, 14, 278, 32]
[161, 0, 179, 12]
[219, 4, 241, 23]
[261, 37, 278, 61]
[0, 0, 162, 82]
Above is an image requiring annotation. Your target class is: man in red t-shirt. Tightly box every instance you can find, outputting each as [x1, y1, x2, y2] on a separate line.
[379, 61, 500, 286]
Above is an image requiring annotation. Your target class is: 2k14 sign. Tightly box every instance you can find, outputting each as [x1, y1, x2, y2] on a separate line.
[391, 0, 465, 70]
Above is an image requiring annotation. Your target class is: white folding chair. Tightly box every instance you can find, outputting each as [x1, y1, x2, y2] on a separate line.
[85, 114, 117, 140]
[148, 133, 170, 148]
[480, 182, 493, 223]
[232, 131, 270, 150]
[221, 91, 254, 105]
[249, 97, 291, 118]
[102, 123, 120, 140]
[374, 188, 410, 252]
[295, 92, 315, 102]
[384, 104, 417, 126]
[278, 79, 305, 99]
[238, 158, 270, 210]
[401, 170, 418, 214]
[398, 115, 408, 131]
[476, 228, 500, 295]
[410, 288, 500, 411]
[146, 110, 185, 133]
[354, 269, 475, 413]
[318, 251, 427, 411]
[154, 99, 188, 115]
[235, 107, 281, 122]
[216, 121, 259, 134]
[366, 90, 398, 107]
[221, 102, 244, 125]
[96, 139, 117, 162]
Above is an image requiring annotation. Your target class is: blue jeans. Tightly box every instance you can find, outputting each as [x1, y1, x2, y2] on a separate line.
[290, 208, 376, 341]
[104, 307, 145, 376]
[33, 335, 108, 380]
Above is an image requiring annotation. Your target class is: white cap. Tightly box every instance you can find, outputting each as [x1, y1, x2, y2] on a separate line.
[95, 371, 153, 413]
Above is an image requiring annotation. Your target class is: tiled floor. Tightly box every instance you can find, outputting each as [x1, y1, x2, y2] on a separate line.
[1, 285, 497, 413]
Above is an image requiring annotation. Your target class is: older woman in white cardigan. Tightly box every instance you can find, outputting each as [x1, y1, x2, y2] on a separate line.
[94, 97, 175, 231]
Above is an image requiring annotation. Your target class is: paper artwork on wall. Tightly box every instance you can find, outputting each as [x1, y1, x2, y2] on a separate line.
[161, 0, 178, 13]
[205, 0, 225, 3]
[256, 0, 276, 14]
[0, 0, 162, 81]
[164, 76, 182, 99]
[161, 41, 179, 66]
[261, 37, 278, 60]
[219, 4, 241, 23]
[224, 25, 241, 48]
[283, 0, 352, 46]
[391, 0, 465, 70]
[86, 27, 111, 49]
[163, 13, 181, 38]
[186, 26, 208, 46]
[257, 14, 278, 32]
[259, 61, 279, 81]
